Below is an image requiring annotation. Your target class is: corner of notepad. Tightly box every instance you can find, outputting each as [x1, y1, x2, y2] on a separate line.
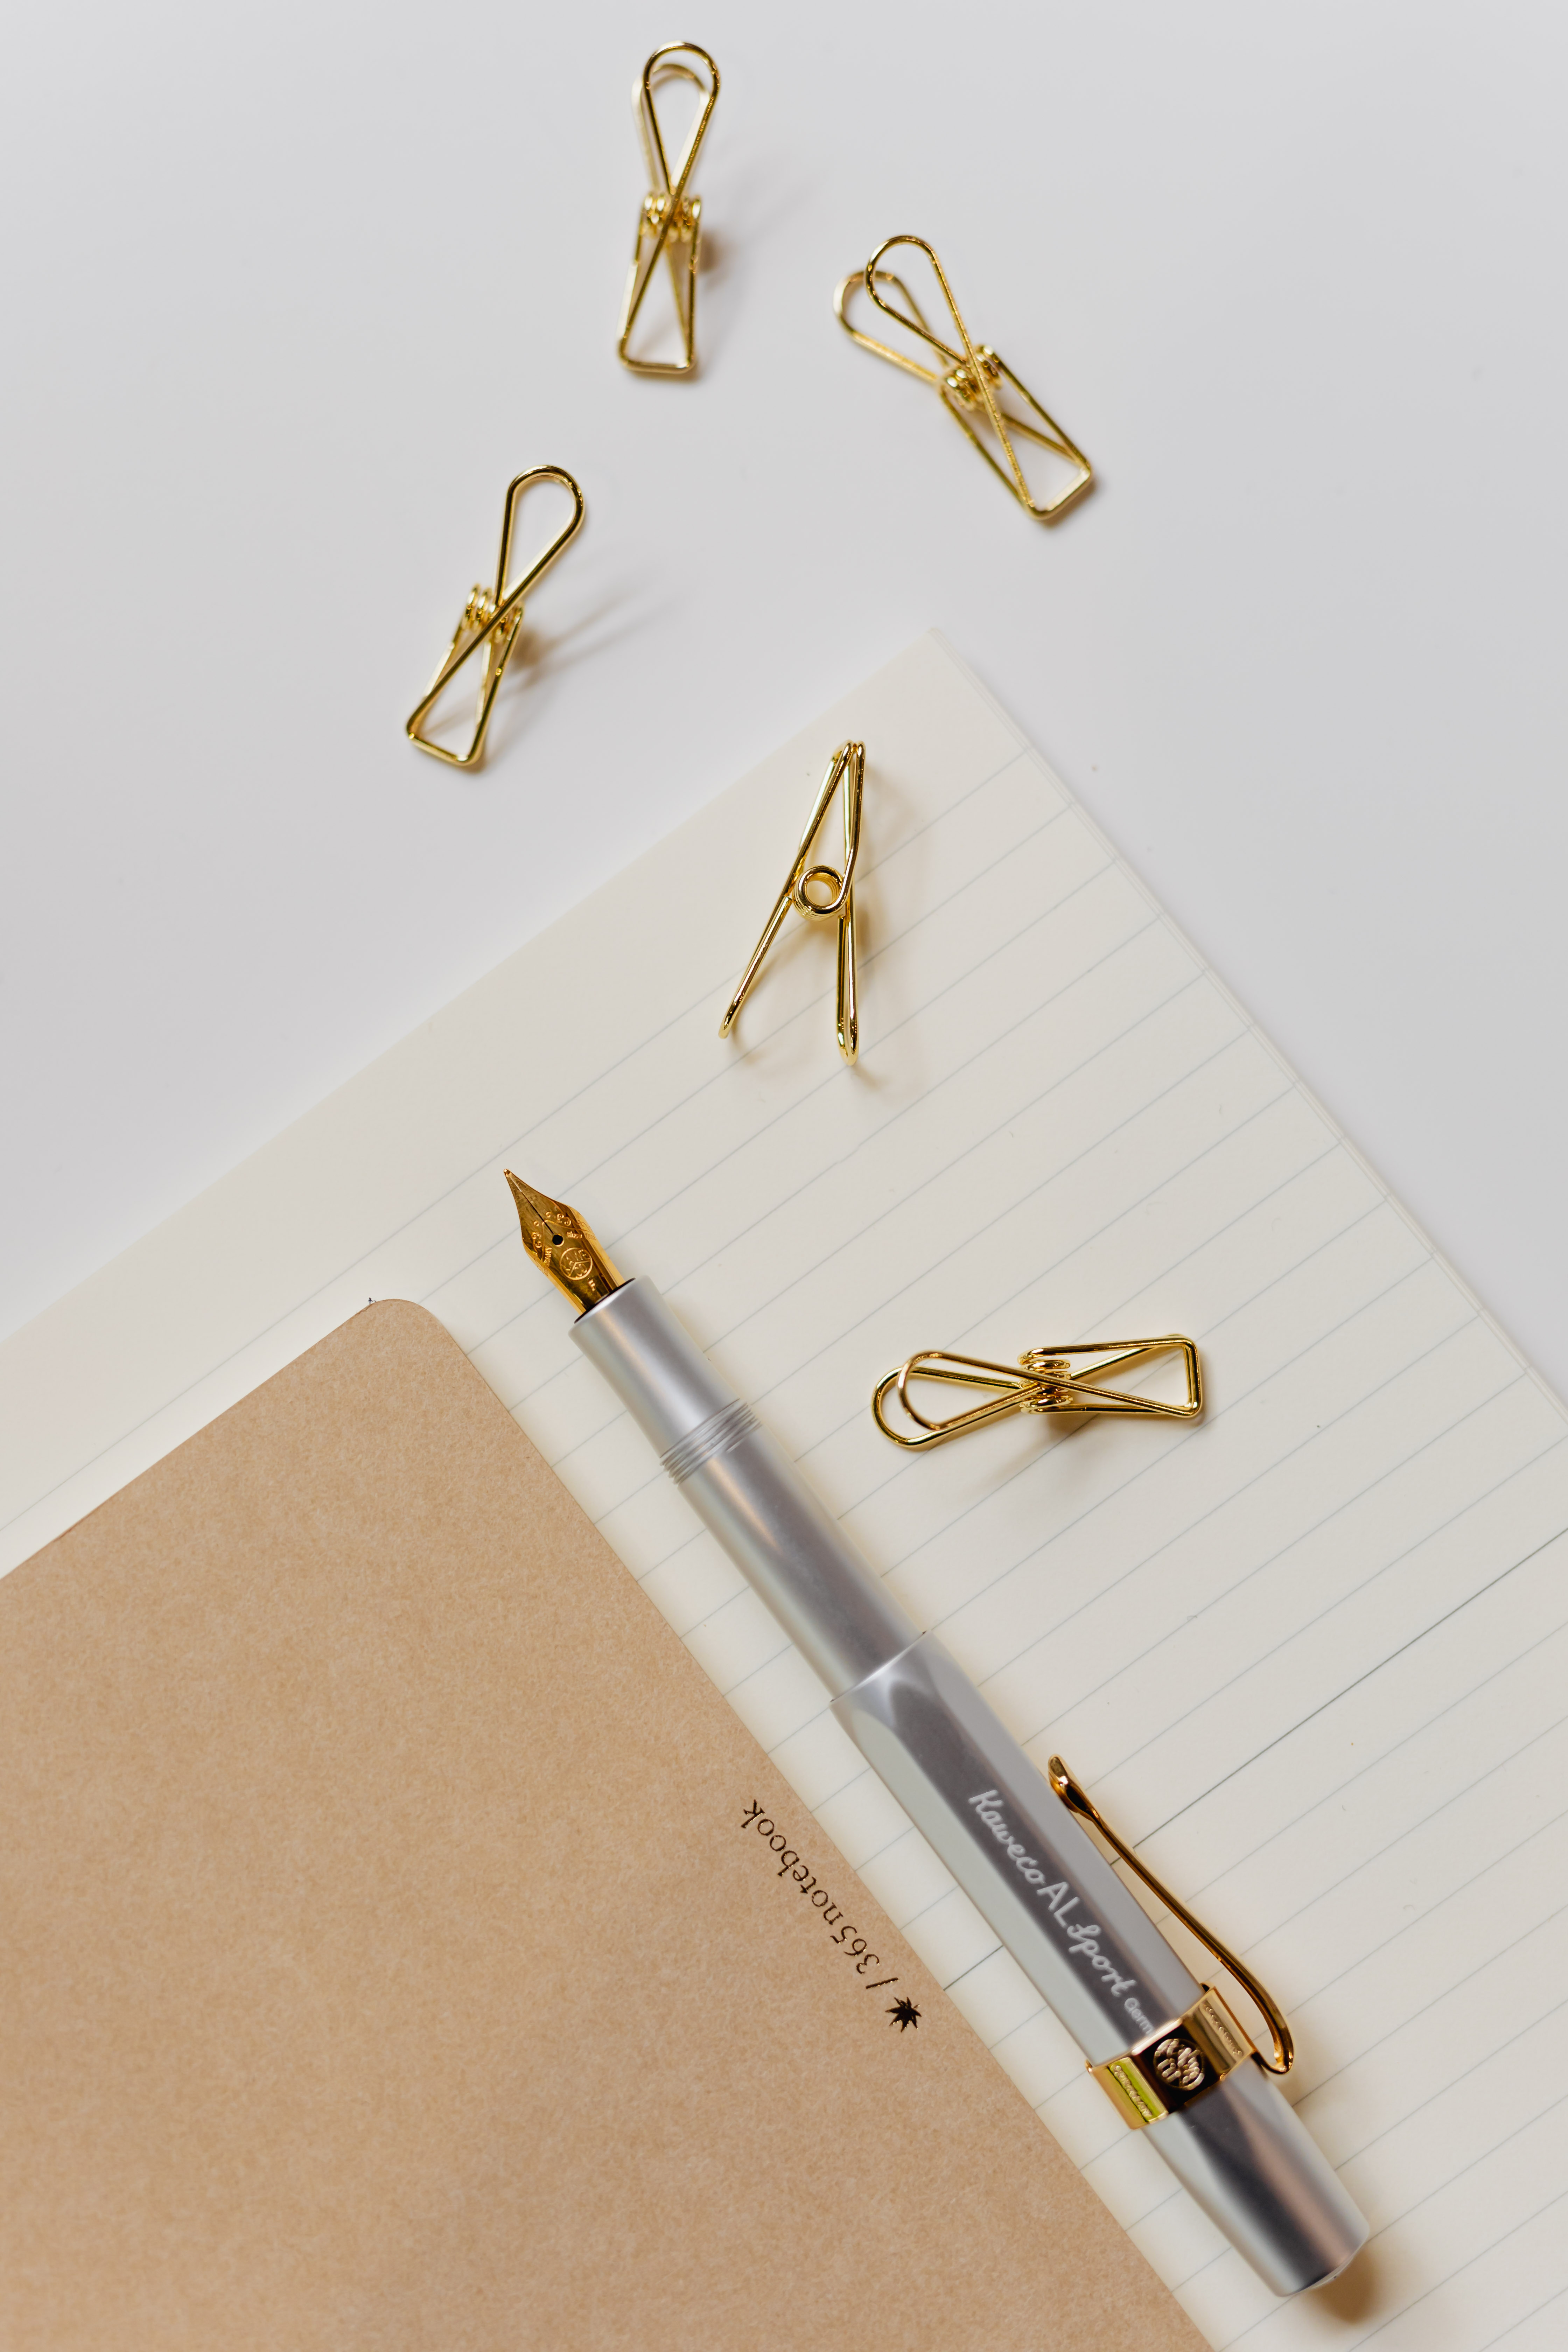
[920, 628, 1033, 749]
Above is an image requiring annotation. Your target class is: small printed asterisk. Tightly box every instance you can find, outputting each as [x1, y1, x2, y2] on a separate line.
[887, 1996, 921, 2031]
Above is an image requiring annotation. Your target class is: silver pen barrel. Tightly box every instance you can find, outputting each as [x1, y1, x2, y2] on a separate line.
[575, 1275, 918, 1689]
[573, 1275, 1368, 2296]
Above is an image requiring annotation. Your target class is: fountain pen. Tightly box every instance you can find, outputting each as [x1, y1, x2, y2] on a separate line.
[505, 1173, 1367, 2296]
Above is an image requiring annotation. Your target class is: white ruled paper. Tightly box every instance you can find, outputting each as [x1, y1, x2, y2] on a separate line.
[4, 633, 1564, 2349]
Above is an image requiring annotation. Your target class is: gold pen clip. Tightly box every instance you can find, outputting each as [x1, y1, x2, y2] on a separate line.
[406, 468, 585, 769]
[618, 43, 720, 376]
[1049, 1756, 1294, 2080]
[720, 740, 865, 1064]
[872, 1337, 1202, 1451]
[835, 236, 1093, 520]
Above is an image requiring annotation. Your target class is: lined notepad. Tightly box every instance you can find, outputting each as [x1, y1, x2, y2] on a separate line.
[4, 635, 1564, 2350]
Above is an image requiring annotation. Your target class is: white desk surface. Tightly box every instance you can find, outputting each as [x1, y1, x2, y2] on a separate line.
[3, 0, 1566, 1405]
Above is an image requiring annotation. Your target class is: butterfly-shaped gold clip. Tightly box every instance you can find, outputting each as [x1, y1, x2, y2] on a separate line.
[835, 236, 1093, 521]
[720, 740, 864, 1063]
[872, 1337, 1202, 1450]
[617, 43, 720, 376]
[406, 468, 585, 769]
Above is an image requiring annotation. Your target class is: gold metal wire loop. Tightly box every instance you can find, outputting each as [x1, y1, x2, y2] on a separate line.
[1048, 1758, 1294, 2076]
[406, 468, 585, 770]
[618, 43, 720, 376]
[834, 237, 1093, 521]
[792, 856, 853, 920]
[871, 1338, 1202, 1450]
[720, 740, 864, 1063]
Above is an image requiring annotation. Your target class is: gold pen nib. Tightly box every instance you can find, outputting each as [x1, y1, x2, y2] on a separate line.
[504, 1173, 624, 1312]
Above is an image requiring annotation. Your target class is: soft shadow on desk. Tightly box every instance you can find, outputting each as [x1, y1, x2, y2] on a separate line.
[1309, 2240, 1393, 2329]
[688, 153, 812, 372]
[475, 588, 646, 771]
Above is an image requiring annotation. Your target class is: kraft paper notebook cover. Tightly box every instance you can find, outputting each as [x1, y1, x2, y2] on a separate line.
[0, 1299, 1203, 2352]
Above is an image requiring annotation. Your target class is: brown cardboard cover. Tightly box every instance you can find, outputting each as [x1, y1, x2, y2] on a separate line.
[0, 1303, 1205, 2350]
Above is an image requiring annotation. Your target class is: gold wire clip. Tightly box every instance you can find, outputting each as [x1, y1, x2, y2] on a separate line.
[872, 1337, 1202, 1451]
[406, 468, 585, 769]
[1048, 1759, 1297, 2088]
[834, 237, 1093, 521]
[617, 43, 720, 376]
[720, 741, 864, 1064]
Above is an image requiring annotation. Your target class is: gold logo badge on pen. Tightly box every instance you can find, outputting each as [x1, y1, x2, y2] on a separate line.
[834, 236, 1093, 522]
[406, 468, 585, 770]
[872, 1336, 1203, 1450]
[617, 43, 720, 376]
[720, 739, 865, 1064]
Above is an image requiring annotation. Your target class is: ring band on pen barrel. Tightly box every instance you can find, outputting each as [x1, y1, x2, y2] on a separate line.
[1093, 1985, 1254, 2129]
[660, 1400, 760, 1484]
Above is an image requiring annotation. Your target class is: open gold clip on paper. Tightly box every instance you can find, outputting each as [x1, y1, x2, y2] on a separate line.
[617, 43, 720, 376]
[406, 469, 585, 770]
[835, 236, 1093, 520]
[872, 1337, 1203, 1450]
[720, 740, 864, 1064]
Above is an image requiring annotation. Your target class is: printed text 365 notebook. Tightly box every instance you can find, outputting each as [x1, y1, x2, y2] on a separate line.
[3, 635, 1564, 2349]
